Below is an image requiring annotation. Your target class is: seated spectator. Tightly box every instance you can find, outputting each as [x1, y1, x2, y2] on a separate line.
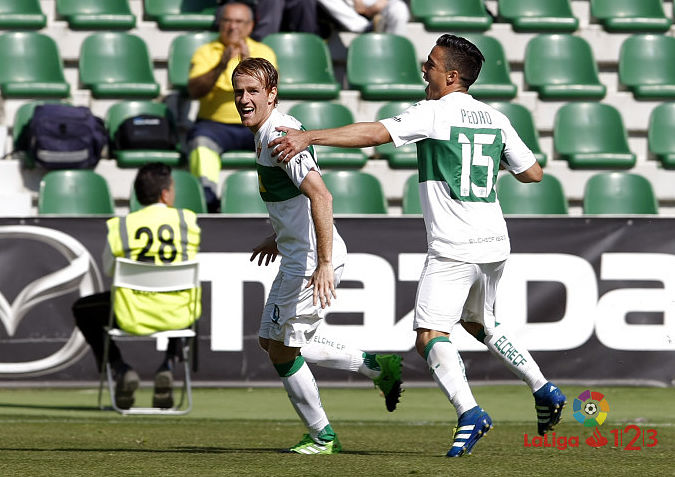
[317, 0, 409, 36]
[72, 163, 201, 409]
[251, 0, 320, 41]
[187, 1, 277, 212]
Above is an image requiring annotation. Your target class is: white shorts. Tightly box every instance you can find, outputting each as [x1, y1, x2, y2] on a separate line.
[414, 255, 505, 334]
[259, 265, 344, 347]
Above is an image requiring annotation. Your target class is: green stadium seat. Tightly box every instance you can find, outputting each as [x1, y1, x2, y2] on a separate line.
[130, 170, 206, 214]
[220, 150, 257, 168]
[144, 0, 219, 30]
[402, 174, 422, 215]
[106, 101, 182, 168]
[347, 33, 426, 101]
[0, 32, 70, 98]
[497, 173, 568, 215]
[648, 102, 675, 169]
[79, 33, 160, 99]
[498, 0, 578, 32]
[375, 102, 418, 169]
[524, 34, 606, 100]
[463, 35, 517, 100]
[619, 35, 675, 100]
[487, 102, 546, 166]
[39, 170, 115, 215]
[288, 102, 367, 168]
[591, 0, 671, 33]
[220, 170, 267, 214]
[262, 33, 340, 100]
[583, 172, 658, 215]
[322, 171, 388, 214]
[0, 0, 46, 29]
[553, 103, 636, 169]
[168, 32, 218, 92]
[56, 0, 136, 30]
[410, 0, 492, 31]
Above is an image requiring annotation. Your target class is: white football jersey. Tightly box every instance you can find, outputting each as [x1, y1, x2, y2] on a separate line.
[380, 92, 536, 263]
[255, 108, 347, 275]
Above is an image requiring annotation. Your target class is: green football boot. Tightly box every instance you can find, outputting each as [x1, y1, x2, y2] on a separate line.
[373, 354, 403, 412]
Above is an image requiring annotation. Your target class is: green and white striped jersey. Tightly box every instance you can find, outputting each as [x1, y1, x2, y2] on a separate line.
[255, 109, 347, 276]
[380, 92, 536, 263]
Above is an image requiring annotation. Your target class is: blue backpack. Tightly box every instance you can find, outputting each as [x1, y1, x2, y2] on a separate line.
[28, 104, 107, 169]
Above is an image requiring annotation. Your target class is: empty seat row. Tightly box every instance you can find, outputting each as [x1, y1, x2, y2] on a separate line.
[7, 1, 673, 34]
[411, 0, 673, 33]
[14, 98, 675, 172]
[404, 171, 659, 216]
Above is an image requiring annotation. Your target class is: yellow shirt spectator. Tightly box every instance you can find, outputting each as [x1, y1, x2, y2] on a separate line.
[189, 38, 277, 124]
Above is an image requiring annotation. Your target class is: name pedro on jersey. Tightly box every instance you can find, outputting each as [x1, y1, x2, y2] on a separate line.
[461, 108, 493, 126]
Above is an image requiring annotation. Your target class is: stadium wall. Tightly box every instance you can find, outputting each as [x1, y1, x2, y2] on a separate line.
[0, 217, 673, 387]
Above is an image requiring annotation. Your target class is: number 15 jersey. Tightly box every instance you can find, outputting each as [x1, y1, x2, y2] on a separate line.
[380, 92, 536, 263]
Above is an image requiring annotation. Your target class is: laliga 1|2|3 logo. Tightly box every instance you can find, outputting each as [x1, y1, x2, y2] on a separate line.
[524, 389, 659, 451]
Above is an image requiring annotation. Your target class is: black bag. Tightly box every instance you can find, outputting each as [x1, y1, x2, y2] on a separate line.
[28, 104, 107, 170]
[113, 114, 177, 151]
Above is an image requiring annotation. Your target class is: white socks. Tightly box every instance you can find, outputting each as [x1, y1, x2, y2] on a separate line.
[483, 325, 547, 393]
[278, 357, 329, 438]
[426, 337, 477, 417]
[300, 333, 379, 379]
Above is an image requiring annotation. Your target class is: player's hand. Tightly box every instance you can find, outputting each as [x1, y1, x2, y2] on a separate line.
[250, 235, 279, 266]
[307, 262, 336, 309]
[268, 127, 309, 163]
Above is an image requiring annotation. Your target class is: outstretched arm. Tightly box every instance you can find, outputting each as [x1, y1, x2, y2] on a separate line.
[300, 170, 337, 309]
[268, 122, 392, 162]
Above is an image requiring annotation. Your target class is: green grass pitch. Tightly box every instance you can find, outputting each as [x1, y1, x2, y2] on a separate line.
[0, 384, 672, 476]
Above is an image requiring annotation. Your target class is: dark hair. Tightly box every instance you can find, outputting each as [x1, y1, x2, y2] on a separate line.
[134, 162, 172, 206]
[435, 34, 485, 88]
[232, 57, 279, 104]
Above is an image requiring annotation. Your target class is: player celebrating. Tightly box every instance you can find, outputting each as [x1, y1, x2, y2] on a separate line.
[233, 57, 401, 454]
[269, 34, 566, 457]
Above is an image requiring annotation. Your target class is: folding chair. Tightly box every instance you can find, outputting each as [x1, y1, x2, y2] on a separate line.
[98, 257, 200, 415]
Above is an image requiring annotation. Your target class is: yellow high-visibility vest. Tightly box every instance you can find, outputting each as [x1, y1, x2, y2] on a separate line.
[107, 205, 201, 334]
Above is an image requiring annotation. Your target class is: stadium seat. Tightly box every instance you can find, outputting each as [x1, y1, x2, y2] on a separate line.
[498, 0, 578, 32]
[524, 34, 606, 100]
[619, 35, 675, 100]
[347, 33, 426, 101]
[144, 0, 219, 30]
[583, 172, 658, 215]
[648, 103, 675, 169]
[288, 102, 367, 168]
[410, 0, 492, 31]
[553, 103, 636, 169]
[79, 33, 160, 98]
[402, 174, 422, 215]
[220, 170, 267, 214]
[375, 102, 418, 169]
[0, 0, 46, 29]
[462, 35, 517, 100]
[497, 173, 568, 215]
[262, 33, 340, 100]
[220, 151, 257, 168]
[56, 0, 136, 30]
[130, 170, 207, 214]
[106, 101, 182, 168]
[38, 170, 115, 215]
[590, 0, 671, 33]
[0, 32, 70, 98]
[322, 171, 388, 214]
[487, 102, 546, 166]
[168, 32, 218, 92]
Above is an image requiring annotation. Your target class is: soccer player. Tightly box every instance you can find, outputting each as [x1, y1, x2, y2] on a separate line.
[269, 34, 567, 457]
[233, 57, 401, 454]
